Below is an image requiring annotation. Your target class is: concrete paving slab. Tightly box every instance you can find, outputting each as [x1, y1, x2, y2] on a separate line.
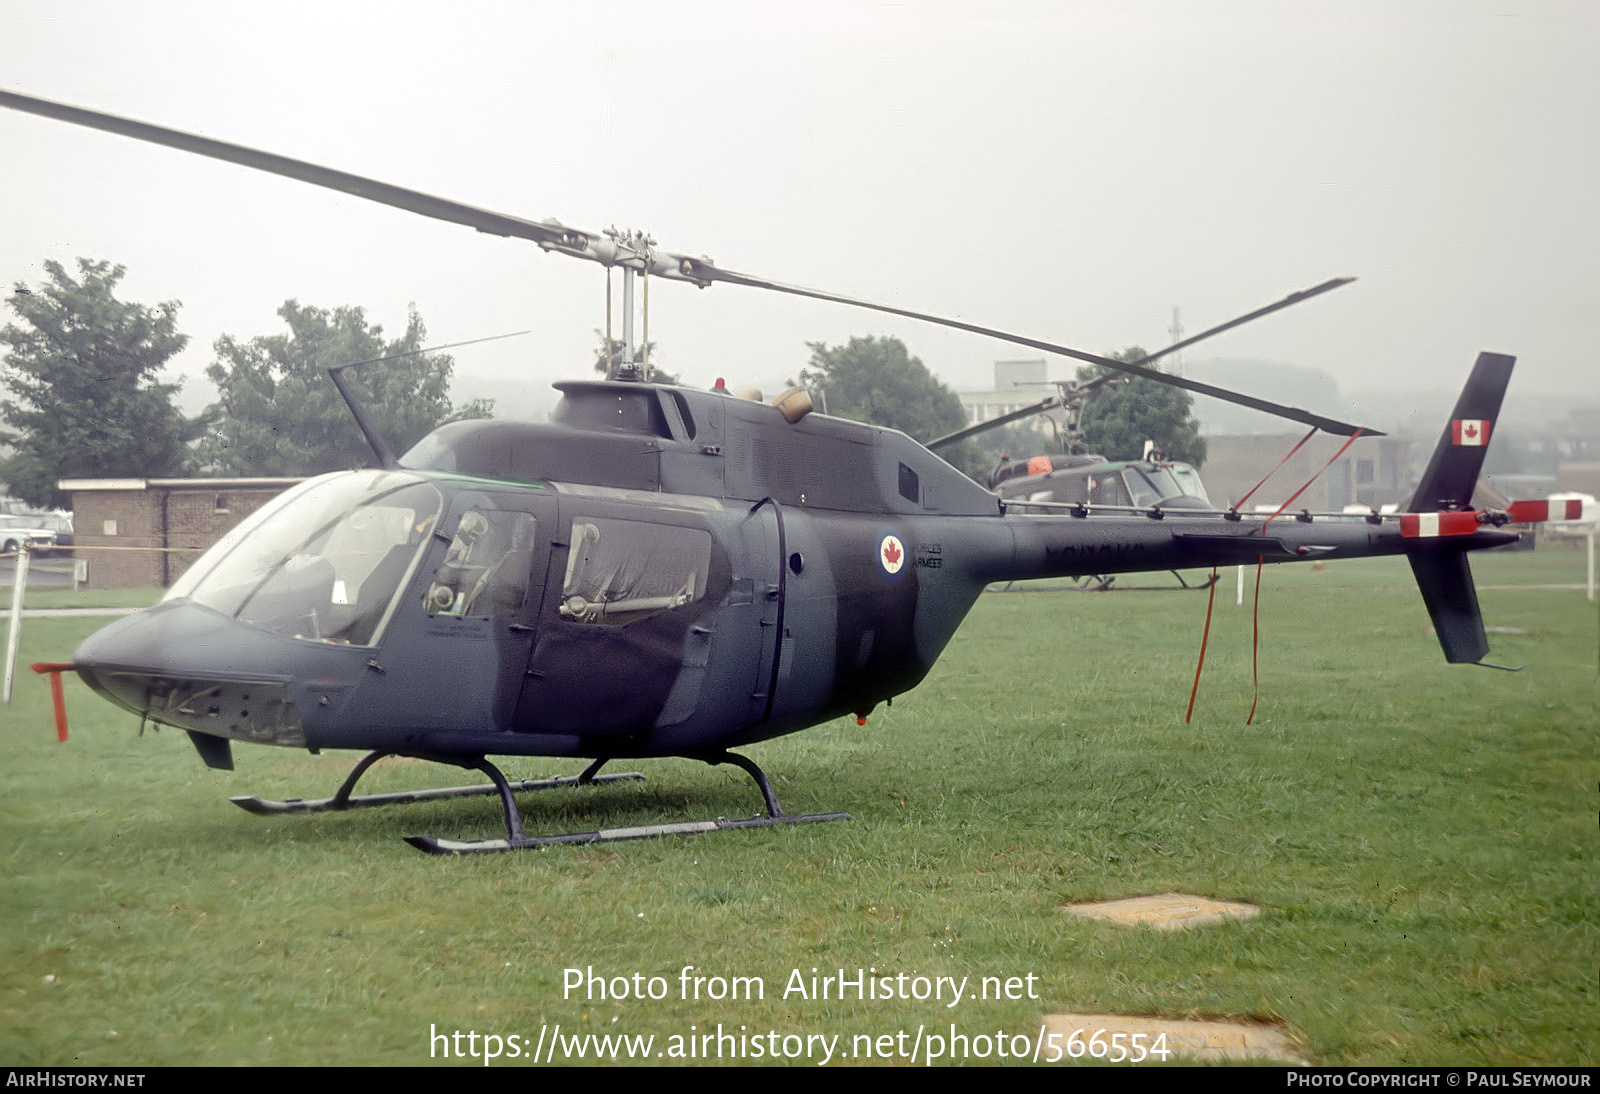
[1042, 1012, 1305, 1063]
[1063, 892, 1260, 930]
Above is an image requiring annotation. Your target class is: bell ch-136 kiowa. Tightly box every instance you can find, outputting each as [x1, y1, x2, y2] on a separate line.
[2, 89, 1571, 854]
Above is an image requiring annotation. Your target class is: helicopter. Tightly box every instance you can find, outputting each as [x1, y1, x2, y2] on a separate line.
[975, 449, 1222, 592]
[926, 343, 1231, 590]
[928, 276, 1371, 519]
[2, 89, 1566, 854]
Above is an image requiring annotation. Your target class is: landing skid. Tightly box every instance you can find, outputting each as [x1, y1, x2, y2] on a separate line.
[230, 751, 644, 815]
[231, 750, 848, 853]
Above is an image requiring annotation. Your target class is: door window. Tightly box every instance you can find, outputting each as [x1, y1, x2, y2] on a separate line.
[424, 510, 538, 617]
[559, 518, 711, 626]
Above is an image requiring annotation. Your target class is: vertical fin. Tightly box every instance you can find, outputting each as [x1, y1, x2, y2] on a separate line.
[1406, 547, 1489, 664]
[187, 730, 235, 771]
[1401, 351, 1513, 665]
[1407, 352, 1514, 512]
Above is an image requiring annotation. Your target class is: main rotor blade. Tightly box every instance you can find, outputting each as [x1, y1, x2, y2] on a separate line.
[928, 393, 1062, 447]
[926, 372, 1123, 451]
[926, 277, 1358, 450]
[696, 266, 1378, 436]
[1137, 277, 1354, 368]
[0, 89, 599, 254]
[928, 395, 1064, 451]
[2, 89, 1377, 436]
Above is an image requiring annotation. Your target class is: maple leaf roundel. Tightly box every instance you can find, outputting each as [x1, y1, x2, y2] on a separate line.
[879, 534, 906, 576]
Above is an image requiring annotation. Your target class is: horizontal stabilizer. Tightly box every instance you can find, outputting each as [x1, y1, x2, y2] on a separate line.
[1171, 532, 1300, 561]
[1407, 547, 1488, 664]
[1400, 511, 1482, 538]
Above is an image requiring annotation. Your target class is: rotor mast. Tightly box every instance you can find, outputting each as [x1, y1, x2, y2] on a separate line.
[602, 227, 655, 381]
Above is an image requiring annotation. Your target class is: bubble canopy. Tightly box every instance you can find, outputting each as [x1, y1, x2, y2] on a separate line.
[165, 470, 443, 647]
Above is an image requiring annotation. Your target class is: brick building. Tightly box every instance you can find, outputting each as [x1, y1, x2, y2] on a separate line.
[58, 477, 303, 589]
[1200, 434, 1415, 512]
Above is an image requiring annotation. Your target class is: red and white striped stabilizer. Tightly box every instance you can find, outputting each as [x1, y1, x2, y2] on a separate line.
[1399, 499, 1583, 538]
[1399, 511, 1482, 538]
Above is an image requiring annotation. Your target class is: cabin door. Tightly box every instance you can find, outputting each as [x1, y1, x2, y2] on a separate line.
[355, 487, 554, 734]
[516, 500, 725, 741]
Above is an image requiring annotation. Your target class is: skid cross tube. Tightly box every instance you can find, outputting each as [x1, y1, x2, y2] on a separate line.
[406, 750, 849, 855]
[229, 749, 643, 818]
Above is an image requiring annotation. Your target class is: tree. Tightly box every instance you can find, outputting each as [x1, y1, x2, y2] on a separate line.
[1, 259, 205, 509]
[591, 331, 676, 385]
[803, 336, 1002, 479]
[202, 301, 493, 476]
[1076, 347, 1207, 467]
[803, 335, 968, 439]
[804, 335, 1017, 480]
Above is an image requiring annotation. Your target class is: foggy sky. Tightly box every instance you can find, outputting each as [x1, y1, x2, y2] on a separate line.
[2, 0, 1595, 430]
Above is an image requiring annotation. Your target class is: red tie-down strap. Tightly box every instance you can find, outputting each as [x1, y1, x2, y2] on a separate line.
[1234, 427, 1318, 510]
[1247, 557, 1264, 725]
[1188, 429, 1322, 724]
[1184, 567, 1220, 725]
[1260, 429, 1365, 532]
[30, 662, 74, 741]
[1184, 556, 1268, 726]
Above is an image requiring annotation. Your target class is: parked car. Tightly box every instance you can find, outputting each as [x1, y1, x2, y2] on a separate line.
[0, 513, 63, 556]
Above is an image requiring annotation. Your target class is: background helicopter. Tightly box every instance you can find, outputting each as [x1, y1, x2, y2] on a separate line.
[929, 281, 1354, 513]
[918, 297, 1336, 590]
[3, 89, 1563, 855]
[934, 363, 1217, 589]
[932, 363, 1222, 592]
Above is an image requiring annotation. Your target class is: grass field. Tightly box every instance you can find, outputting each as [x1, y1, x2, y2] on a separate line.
[2, 549, 1594, 1066]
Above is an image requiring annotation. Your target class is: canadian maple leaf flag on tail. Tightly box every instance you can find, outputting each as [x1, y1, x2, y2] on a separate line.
[1452, 419, 1490, 446]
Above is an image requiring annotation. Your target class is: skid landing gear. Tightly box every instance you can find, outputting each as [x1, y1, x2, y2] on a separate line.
[231, 750, 848, 853]
[409, 751, 850, 854]
[230, 751, 643, 816]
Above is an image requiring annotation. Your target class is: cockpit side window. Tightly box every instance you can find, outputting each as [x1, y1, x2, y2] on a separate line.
[559, 518, 711, 626]
[1088, 473, 1130, 507]
[212, 477, 441, 646]
[425, 510, 537, 617]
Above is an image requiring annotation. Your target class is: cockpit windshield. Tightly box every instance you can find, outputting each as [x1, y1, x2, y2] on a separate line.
[165, 470, 442, 645]
[1122, 463, 1212, 507]
[1169, 464, 1212, 505]
[1123, 466, 1184, 507]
